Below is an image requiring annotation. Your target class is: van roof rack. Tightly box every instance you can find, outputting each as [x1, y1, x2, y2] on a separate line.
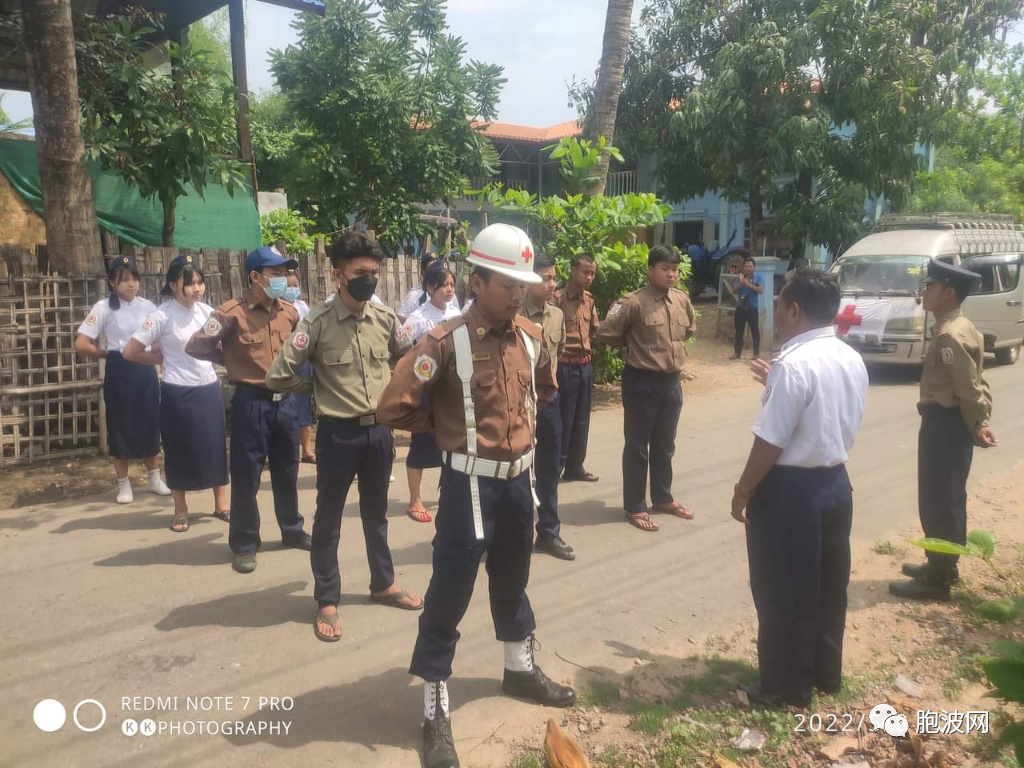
[868, 212, 1024, 256]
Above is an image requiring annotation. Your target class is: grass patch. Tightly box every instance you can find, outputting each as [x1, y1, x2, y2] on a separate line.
[577, 679, 621, 707]
[941, 654, 986, 699]
[668, 657, 758, 709]
[509, 752, 543, 768]
[873, 539, 906, 556]
[628, 702, 673, 735]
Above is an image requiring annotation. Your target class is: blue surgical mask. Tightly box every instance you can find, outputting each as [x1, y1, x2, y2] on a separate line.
[283, 286, 301, 303]
[263, 275, 289, 299]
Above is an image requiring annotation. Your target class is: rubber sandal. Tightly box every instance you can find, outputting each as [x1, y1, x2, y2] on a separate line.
[406, 507, 433, 523]
[654, 502, 694, 520]
[625, 511, 659, 532]
[313, 610, 342, 643]
[212, 509, 230, 523]
[370, 588, 424, 611]
[169, 516, 190, 533]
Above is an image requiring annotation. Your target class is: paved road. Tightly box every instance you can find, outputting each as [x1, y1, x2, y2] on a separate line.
[2, 360, 1022, 768]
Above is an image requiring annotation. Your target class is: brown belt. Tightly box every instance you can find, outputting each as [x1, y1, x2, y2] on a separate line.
[559, 355, 592, 365]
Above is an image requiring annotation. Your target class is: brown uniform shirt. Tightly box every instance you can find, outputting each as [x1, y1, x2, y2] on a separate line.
[554, 285, 600, 359]
[376, 303, 556, 461]
[185, 289, 298, 387]
[596, 284, 696, 373]
[521, 298, 566, 377]
[920, 309, 992, 432]
[265, 295, 412, 418]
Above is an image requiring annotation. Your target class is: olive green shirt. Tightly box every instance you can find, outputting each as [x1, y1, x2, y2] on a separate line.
[521, 298, 566, 376]
[266, 295, 413, 418]
[920, 309, 992, 432]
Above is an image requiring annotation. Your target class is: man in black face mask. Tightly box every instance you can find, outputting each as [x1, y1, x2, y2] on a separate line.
[268, 232, 422, 643]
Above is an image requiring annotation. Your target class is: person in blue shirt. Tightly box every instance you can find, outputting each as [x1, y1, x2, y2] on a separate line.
[730, 256, 765, 360]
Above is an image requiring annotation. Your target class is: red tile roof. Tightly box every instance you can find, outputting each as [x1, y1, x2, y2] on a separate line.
[472, 120, 581, 143]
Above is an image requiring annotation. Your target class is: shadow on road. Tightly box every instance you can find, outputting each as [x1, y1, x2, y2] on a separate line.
[94, 532, 228, 567]
[0, 507, 59, 531]
[155, 580, 319, 631]
[391, 538, 434, 568]
[865, 363, 921, 388]
[221, 668, 501, 752]
[557, 500, 623, 528]
[50, 506, 176, 533]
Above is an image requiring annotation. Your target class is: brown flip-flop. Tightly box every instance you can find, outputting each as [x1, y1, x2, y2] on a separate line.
[625, 511, 659, 532]
[654, 502, 694, 520]
[370, 588, 424, 610]
[313, 610, 342, 643]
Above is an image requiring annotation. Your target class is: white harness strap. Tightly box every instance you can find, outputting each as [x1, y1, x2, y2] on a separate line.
[519, 328, 541, 508]
[451, 323, 540, 540]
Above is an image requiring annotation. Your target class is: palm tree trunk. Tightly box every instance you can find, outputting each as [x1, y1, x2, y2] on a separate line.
[585, 0, 634, 196]
[22, 0, 103, 275]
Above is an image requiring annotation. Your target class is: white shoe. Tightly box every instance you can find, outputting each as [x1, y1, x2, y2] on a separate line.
[116, 478, 134, 504]
[390, 474, 396, 483]
[147, 471, 171, 496]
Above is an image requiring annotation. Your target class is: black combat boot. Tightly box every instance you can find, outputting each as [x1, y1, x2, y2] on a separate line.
[501, 636, 576, 707]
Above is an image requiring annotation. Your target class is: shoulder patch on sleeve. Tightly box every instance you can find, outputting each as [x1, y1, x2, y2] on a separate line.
[607, 302, 624, 317]
[203, 317, 222, 336]
[292, 331, 310, 350]
[941, 346, 954, 365]
[85, 313, 99, 326]
[413, 354, 438, 382]
[141, 317, 155, 331]
[394, 323, 410, 343]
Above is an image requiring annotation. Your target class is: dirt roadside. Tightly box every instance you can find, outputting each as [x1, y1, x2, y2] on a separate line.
[0, 300, 755, 509]
[504, 463, 1024, 768]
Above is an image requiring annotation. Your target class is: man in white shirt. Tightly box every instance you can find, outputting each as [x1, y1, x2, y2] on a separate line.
[730, 268, 869, 708]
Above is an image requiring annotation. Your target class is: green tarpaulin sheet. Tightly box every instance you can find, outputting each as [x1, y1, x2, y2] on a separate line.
[0, 137, 262, 250]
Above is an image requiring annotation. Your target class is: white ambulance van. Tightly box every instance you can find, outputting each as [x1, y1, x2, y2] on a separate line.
[828, 213, 1024, 365]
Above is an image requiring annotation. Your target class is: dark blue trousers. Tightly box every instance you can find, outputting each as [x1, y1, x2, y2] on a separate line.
[313, 419, 395, 606]
[557, 361, 593, 475]
[228, 386, 304, 555]
[410, 465, 537, 682]
[535, 394, 562, 537]
[918, 404, 973, 579]
[746, 464, 853, 705]
[621, 366, 682, 513]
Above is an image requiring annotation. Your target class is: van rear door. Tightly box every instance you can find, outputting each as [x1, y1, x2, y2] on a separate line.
[961, 253, 1024, 348]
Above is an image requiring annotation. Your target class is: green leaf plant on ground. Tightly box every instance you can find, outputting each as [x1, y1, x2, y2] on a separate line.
[980, 643, 1024, 764]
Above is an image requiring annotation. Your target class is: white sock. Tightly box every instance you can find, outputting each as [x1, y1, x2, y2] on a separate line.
[424, 680, 450, 721]
[117, 476, 131, 487]
[504, 637, 534, 672]
[148, 469, 161, 482]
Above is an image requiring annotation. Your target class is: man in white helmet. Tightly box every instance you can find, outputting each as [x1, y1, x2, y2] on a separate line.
[378, 223, 576, 768]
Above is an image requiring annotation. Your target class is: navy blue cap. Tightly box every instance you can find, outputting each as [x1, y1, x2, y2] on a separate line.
[246, 246, 299, 274]
[167, 253, 196, 271]
[108, 254, 135, 270]
[923, 259, 980, 287]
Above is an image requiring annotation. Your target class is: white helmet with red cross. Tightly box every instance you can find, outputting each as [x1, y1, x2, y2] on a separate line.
[466, 223, 541, 283]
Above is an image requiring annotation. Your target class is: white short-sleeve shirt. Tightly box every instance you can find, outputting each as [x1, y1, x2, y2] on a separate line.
[398, 287, 460, 319]
[293, 298, 311, 320]
[752, 326, 868, 468]
[402, 300, 462, 342]
[132, 300, 218, 387]
[77, 296, 157, 352]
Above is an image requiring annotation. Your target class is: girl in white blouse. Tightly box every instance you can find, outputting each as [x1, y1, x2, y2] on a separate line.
[75, 256, 171, 504]
[124, 255, 229, 533]
[400, 265, 461, 523]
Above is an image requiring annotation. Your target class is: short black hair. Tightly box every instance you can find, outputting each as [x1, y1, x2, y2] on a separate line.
[329, 231, 384, 268]
[743, 256, 756, 267]
[570, 253, 596, 268]
[780, 268, 840, 325]
[106, 259, 141, 310]
[648, 245, 681, 267]
[471, 265, 496, 282]
[420, 252, 439, 273]
[534, 254, 555, 272]
[161, 263, 205, 298]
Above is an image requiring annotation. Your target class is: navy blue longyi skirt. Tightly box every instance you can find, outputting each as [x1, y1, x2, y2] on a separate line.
[104, 351, 161, 460]
[406, 430, 443, 469]
[160, 381, 228, 491]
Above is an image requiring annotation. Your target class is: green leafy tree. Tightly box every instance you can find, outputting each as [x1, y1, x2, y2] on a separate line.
[74, 12, 247, 246]
[261, 208, 316, 254]
[250, 90, 304, 192]
[598, 0, 1021, 258]
[269, 0, 505, 245]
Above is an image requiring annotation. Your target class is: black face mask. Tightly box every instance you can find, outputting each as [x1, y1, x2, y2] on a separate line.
[344, 275, 378, 302]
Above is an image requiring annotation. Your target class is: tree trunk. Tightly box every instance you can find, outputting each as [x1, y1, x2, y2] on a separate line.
[585, 0, 634, 196]
[22, 0, 103, 275]
[162, 194, 176, 247]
